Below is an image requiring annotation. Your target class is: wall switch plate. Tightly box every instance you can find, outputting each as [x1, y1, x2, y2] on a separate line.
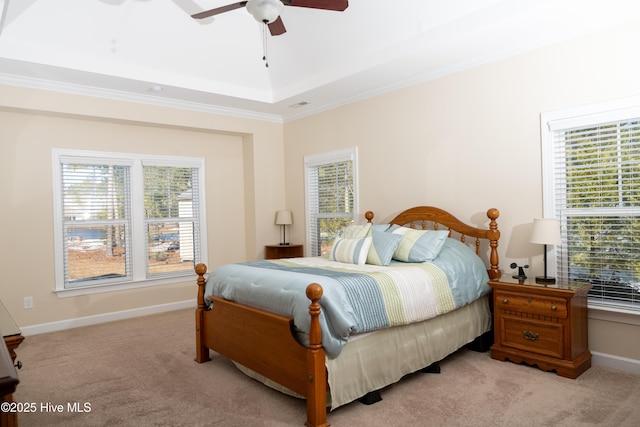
[24, 296, 33, 309]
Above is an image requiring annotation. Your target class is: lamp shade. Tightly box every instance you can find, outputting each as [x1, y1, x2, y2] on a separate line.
[275, 210, 293, 226]
[529, 218, 561, 245]
[246, 0, 283, 23]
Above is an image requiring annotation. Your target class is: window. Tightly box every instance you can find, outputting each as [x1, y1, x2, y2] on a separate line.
[52, 149, 207, 295]
[542, 98, 640, 311]
[304, 148, 359, 257]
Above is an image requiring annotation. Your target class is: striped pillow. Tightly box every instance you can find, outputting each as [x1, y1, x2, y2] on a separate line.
[390, 227, 449, 262]
[342, 223, 372, 239]
[366, 229, 403, 266]
[330, 237, 372, 265]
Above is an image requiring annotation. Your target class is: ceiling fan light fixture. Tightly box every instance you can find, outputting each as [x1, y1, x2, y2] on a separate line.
[246, 0, 284, 24]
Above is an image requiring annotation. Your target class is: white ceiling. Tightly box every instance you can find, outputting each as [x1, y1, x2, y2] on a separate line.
[1, 0, 640, 122]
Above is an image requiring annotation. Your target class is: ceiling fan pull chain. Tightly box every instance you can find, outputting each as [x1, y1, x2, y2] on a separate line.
[262, 21, 269, 67]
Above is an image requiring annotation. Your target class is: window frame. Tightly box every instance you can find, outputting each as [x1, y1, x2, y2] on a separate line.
[304, 147, 359, 257]
[52, 148, 208, 297]
[541, 95, 640, 315]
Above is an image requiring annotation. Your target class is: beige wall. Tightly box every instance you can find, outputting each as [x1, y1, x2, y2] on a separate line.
[0, 85, 285, 328]
[283, 20, 640, 364]
[1, 19, 639, 368]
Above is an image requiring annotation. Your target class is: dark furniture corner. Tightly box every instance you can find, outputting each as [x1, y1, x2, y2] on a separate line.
[1, 301, 23, 427]
[265, 244, 303, 259]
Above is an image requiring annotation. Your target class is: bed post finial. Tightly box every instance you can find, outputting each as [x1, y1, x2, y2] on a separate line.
[364, 211, 374, 223]
[486, 209, 501, 279]
[195, 262, 207, 275]
[195, 263, 207, 309]
[306, 283, 323, 350]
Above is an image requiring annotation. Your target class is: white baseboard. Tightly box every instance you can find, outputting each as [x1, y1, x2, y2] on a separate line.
[20, 299, 196, 336]
[591, 351, 640, 375]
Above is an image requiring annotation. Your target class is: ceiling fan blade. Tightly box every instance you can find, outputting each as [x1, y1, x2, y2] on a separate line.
[191, 1, 248, 19]
[268, 16, 287, 36]
[283, 0, 348, 11]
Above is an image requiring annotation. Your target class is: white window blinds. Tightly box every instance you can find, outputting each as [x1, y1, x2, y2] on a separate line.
[548, 115, 640, 309]
[60, 161, 132, 287]
[143, 164, 200, 277]
[53, 150, 206, 293]
[305, 148, 358, 257]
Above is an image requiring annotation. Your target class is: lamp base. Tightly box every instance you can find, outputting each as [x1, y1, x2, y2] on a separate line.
[535, 276, 556, 284]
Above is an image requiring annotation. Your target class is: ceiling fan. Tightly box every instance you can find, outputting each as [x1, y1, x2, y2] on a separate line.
[191, 0, 349, 36]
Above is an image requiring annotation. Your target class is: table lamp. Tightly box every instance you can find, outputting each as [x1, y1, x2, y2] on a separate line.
[529, 218, 561, 284]
[275, 210, 293, 245]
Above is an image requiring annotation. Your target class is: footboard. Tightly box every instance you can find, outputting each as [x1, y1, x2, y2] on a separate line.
[195, 264, 328, 427]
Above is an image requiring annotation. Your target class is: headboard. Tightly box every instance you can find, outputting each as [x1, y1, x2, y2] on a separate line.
[365, 206, 501, 279]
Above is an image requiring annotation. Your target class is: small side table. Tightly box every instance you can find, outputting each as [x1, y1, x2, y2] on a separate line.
[265, 244, 303, 260]
[488, 278, 591, 379]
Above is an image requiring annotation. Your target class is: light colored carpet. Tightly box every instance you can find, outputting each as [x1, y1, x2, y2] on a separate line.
[12, 308, 640, 426]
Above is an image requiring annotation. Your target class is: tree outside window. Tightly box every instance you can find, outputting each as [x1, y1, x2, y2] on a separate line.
[545, 113, 640, 309]
[305, 148, 358, 257]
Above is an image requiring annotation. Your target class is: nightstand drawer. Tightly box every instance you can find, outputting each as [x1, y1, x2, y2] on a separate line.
[495, 291, 568, 319]
[501, 317, 564, 359]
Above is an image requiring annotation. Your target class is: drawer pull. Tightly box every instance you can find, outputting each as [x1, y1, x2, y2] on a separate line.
[551, 305, 557, 311]
[522, 330, 539, 341]
[502, 298, 508, 304]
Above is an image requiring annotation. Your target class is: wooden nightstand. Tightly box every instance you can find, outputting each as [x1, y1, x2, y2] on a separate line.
[488, 278, 592, 379]
[265, 244, 303, 260]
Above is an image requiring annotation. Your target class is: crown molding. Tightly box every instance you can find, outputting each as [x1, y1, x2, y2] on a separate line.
[0, 72, 284, 123]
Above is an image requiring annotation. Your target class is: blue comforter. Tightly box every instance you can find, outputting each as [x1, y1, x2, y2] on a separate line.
[205, 238, 490, 358]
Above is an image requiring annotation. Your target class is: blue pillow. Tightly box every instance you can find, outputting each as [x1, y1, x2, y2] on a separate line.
[366, 229, 403, 266]
[370, 224, 391, 233]
[390, 227, 449, 262]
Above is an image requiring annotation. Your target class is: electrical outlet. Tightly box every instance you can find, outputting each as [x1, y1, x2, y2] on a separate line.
[24, 296, 33, 309]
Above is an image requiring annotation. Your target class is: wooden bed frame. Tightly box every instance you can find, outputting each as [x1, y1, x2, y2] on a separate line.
[195, 206, 501, 427]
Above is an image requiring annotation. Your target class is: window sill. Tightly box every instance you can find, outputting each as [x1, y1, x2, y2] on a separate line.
[588, 301, 640, 326]
[55, 274, 197, 298]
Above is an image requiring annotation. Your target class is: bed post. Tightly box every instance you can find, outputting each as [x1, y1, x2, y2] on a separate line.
[486, 209, 501, 279]
[364, 211, 374, 223]
[195, 263, 210, 363]
[305, 283, 329, 427]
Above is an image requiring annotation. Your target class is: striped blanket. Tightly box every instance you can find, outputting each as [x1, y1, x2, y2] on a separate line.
[205, 238, 490, 357]
[250, 259, 455, 333]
